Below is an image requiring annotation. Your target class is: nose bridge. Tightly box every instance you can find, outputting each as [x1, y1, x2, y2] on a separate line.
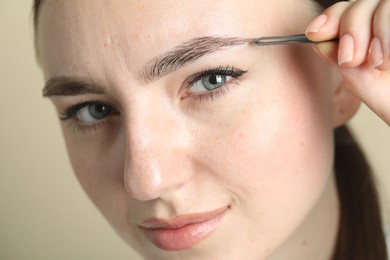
[123, 100, 190, 201]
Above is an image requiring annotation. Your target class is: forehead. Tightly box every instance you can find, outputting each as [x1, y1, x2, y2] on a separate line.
[37, 0, 316, 79]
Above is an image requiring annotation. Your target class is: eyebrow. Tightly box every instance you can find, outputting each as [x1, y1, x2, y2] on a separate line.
[141, 36, 247, 83]
[42, 36, 247, 97]
[42, 77, 105, 97]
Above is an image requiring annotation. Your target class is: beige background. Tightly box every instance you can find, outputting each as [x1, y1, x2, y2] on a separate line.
[0, 1, 389, 260]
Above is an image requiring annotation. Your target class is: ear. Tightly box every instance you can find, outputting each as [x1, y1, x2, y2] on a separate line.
[313, 42, 361, 127]
[332, 77, 361, 128]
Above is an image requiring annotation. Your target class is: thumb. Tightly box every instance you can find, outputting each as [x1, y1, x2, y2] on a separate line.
[312, 41, 338, 67]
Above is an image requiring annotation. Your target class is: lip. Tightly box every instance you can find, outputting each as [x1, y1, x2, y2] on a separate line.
[140, 205, 229, 251]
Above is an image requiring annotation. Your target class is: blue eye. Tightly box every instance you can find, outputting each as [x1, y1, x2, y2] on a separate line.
[60, 101, 115, 123]
[188, 66, 247, 94]
[192, 74, 231, 92]
[77, 103, 112, 123]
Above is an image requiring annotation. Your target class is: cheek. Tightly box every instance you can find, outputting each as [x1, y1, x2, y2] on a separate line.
[229, 95, 334, 209]
[193, 46, 335, 244]
[61, 126, 127, 215]
[62, 129, 144, 244]
[201, 89, 334, 207]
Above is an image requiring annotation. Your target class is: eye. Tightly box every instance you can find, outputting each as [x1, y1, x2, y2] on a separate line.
[60, 101, 115, 124]
[187, 66, 247, 95]
[191, 74, 231, 93]
[77, 103, 112, 123]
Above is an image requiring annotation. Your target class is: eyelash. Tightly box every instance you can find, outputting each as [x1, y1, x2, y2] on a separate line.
[60, 100, 105, 121]
[186, 65, 247, 102]
[59, 65, 248, 133]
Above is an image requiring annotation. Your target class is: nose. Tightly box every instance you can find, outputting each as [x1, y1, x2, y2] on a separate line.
[123, 105, 193, 201]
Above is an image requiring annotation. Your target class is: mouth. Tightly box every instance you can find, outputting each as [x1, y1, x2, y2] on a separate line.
[139, 205, 229, 251]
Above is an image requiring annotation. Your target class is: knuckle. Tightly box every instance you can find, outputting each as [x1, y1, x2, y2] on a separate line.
[372, 2, 390, 34]
[339, 0, 380, 32]
[322, 2, 352, 22]
[340, 11, 366, 34]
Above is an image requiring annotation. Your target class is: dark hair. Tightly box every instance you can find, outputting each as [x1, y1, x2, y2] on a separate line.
[333, 127, 387, 259]
[315, 0, 347, 8]
[32, 0, 387, 259]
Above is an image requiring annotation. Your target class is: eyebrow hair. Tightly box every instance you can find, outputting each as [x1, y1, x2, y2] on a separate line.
[140, 36, 247, 84]
[42, 77, 106, 97]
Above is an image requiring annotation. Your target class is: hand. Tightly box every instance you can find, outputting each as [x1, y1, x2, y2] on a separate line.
[305, 0, 390, 126]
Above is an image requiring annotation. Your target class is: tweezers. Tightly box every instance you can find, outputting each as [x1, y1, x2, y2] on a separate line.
[252, 34, 314, 46]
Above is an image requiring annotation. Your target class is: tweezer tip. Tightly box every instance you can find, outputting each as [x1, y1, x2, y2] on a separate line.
[251, 38, 263, 45]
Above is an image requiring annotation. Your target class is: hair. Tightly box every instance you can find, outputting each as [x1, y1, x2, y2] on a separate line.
[32, 0, 388, 259]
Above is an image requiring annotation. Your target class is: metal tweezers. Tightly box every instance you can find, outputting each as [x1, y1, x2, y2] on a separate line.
[252, 34, 315, 46]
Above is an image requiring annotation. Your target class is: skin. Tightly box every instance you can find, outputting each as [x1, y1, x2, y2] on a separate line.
[36, 0, 388, 259]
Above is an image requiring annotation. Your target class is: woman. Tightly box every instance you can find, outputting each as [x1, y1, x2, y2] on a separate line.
[33, 0, 389, 259]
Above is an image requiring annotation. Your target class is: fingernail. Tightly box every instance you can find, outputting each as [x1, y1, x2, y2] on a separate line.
[369, 37, 383, 68]
[338, 34, 355, 66]
[306, 14, 328, 33]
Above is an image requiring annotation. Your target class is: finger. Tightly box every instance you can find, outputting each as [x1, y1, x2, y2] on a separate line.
[313, 41, 390, 125]
[312, 41, 339, 67]
[338, 0, 382, 67]
[306, 1, 352, 42]
[340, 67, 390, 125]
[369, 0, 390, 70]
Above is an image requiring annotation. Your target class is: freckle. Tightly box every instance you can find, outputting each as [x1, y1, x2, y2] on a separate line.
[302, 239, 307, 246]
[339, 108, 345, 115]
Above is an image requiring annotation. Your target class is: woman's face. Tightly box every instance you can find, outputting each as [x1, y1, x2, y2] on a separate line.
[37, 0, 351, 259]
